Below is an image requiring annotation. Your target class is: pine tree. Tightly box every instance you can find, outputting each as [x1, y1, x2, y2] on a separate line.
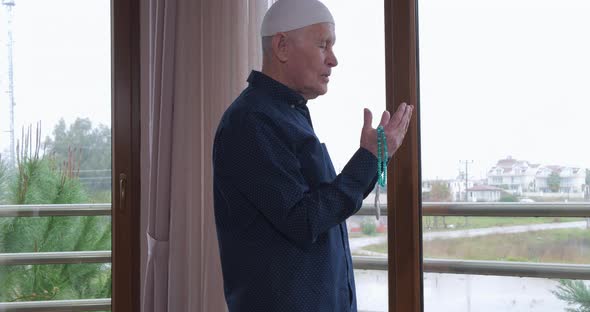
[0, 154, 8, 204]
[0, 124, 111, 301]
[552, 280, 590, 312]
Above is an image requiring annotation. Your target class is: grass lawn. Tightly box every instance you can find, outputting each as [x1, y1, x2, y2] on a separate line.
[363, 228, 590, 264]
[422, 216, 581, 232]
[347, 230, 386, 238]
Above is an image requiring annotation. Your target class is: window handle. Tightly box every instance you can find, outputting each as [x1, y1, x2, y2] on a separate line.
[119, 173, 127, 212]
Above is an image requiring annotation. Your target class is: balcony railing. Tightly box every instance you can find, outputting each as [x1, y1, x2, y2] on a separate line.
[0, 204, 110, 217]
[354, 202, 590, 280]
[0, 204, 113, 311]
[0, 299, 111, 312]
[356, 201, 590, 217]
[1, 202, 589, 310]
[0, 251, 111, 265]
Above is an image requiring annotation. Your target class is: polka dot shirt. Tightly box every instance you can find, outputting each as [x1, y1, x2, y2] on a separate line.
[213, 71, 379, 312]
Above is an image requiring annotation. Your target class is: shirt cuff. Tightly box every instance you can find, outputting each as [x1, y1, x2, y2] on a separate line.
[341, 147, 379, 189]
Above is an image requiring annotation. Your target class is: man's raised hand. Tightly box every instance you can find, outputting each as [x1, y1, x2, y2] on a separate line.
[360, 102, 414, 158]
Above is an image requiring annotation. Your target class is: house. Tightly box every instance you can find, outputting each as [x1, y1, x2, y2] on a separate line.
[535, 166, 585, 193]
[488, 156, 586, 194]
[466, 185, 503, 202]
[487, 156, 538, 194]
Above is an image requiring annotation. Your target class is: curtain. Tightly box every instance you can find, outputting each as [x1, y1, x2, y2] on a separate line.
[141, 0, 274, 311]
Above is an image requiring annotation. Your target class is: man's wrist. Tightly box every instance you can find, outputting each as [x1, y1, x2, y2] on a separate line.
[342, 148, 379, 187]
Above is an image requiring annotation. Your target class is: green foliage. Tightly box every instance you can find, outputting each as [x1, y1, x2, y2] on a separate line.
[552, 280, 590, 312]
[11, 157, 61, 205]
[428, 181, 452, 202]
[87, 191, 112, 204]
[0, 124, 111, 302]
[0, 154, 9, 204]
[548, 172, 561, 193]
[360, 217, 377, 236]
[499, 192, 518, 202]
[44, 118, 111, 171]
[0, 216, 112, 301]
[44, 118, 111, 196]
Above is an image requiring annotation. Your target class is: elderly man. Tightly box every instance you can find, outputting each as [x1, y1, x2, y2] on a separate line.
[212, 0, 413, 311]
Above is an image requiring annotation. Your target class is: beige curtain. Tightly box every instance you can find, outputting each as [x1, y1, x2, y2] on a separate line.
[140, 0, 273, 311]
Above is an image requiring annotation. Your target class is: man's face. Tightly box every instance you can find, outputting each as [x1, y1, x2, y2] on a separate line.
[285, 23, 338, 100]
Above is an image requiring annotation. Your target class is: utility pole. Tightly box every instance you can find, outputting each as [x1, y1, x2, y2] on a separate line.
[460, 160, 474, 201]
[460, 160, 474, 227]
[3, 0, 16, 168]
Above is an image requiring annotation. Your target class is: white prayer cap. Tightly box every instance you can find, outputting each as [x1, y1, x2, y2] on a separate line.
[261, 0, 335, 37]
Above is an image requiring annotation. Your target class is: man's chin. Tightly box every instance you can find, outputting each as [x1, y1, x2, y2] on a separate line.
[303, 86, 328, 100]
[317, 86, 328, 96]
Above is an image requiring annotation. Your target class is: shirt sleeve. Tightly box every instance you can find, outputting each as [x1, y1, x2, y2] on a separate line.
[224, 112, 378, 249]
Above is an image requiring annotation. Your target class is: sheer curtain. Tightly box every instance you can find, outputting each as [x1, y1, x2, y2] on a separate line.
[140, 0, 274, 311]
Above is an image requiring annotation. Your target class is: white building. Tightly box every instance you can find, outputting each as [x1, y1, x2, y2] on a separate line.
[487, 156, 538, 195]
[535, 166, 585, 193]
[466, 185, 503, 202]
[488, 156, 586, 194]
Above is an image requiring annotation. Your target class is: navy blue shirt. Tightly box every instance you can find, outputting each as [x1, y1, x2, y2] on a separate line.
[213, 71, 378, 312]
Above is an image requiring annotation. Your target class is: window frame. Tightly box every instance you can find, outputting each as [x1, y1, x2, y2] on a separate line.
[112, 0, 141, 310]
[385, 0, 424, 311]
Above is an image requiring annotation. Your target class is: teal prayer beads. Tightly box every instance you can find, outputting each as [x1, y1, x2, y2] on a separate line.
[376, 126, 387, 187]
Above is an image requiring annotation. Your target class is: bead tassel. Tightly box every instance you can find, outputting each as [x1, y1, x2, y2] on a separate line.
[375, 126, 388, 220]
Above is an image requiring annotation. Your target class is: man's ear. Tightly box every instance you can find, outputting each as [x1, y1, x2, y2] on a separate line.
[272, 33, 289, 63]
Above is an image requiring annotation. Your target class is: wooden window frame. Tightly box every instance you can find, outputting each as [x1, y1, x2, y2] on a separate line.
[385, 0, 423, 311]
[112, 0, 141, 310]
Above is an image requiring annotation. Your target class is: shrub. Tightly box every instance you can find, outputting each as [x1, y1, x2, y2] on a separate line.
[361, 217, 377, 236]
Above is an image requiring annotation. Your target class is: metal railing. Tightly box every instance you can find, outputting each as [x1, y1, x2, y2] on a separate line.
[0, 299, 111, 312]
[353, 202, 590, 280]
[0, 251, 111, 266]
[1, 202, 590, 310]
[0, 204, 111, 217]
[0, 204, 113, 311]
[352, 256, 590, 280]
[356, 201, 590, 217]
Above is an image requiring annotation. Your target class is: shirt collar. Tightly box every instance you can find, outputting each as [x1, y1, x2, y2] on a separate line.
[247, 70, 308, 108]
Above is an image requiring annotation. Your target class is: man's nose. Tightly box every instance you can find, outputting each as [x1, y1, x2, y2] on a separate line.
[327, 50, 338, 67]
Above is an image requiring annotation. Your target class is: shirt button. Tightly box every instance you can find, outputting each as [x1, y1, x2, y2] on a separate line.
[298, 100, 304, 105]
[290, 104, 295, 108]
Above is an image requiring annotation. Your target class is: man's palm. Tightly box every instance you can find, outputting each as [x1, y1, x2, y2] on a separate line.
[360, 102, 413, 158]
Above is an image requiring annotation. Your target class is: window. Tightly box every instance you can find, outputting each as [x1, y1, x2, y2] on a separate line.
[419, 0, 590, 310]
[0, 0, 112, 307]
[0, 0, 140, 310]
[308, 1, 387, 310]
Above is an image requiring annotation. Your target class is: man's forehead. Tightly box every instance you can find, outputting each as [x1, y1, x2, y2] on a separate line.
[308, 23, 336, 41]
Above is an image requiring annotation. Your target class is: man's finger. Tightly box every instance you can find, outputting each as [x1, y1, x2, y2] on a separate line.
[388, 102, 407, 130]
[363, 108, 373, 130]
[400, 106, 412, 134]
[379, 110, 390, 127]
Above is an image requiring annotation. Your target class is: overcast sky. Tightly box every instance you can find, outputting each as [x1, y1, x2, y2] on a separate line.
[0, 0, 110, 161]
[1, 0, 589, 180]
[312, 0, 590, 180]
